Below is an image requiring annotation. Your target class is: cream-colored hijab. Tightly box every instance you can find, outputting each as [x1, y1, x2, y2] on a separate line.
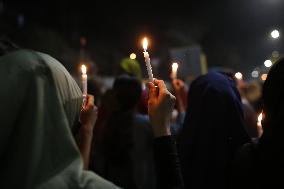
[0, 50, 119, 189]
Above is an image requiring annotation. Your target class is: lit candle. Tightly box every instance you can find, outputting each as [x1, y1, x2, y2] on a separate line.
[257, 112, 263, 127]
[171, 62, 179, 79]
[235, 72, 243, 80]
[142, 37, 154, 82]
[81, 64, 88, 104]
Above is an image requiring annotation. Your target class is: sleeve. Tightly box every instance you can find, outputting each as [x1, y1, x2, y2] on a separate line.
[154, 136, 184, 189]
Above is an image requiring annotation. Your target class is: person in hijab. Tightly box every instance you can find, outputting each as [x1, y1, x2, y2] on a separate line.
[232, 58, 284, 189]
[178, 72, 250, 189]
[0, 49, 119, 189]
[0, 43, 183, 188]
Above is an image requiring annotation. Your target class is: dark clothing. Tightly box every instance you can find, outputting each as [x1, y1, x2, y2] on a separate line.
[231, 143, 261, 189]
[179, 72, 250, 189]
[93, 115, 184, 189]
[232, 142, 283, 189]
[242, 99, 259, 139]
[232, 58, 284, 189]
[92, 114, 156, 189]
[154, 136, 184, 189]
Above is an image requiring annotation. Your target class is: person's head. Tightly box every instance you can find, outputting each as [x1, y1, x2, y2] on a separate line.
[181, 71, 249, 140]
[112, 75, 142, 111]
[119, 58, 142, 79]
[262, 58, 284, 136]
[179, 72, 250, 188]
[0, 50, 94, 189]
[245, 81, 262, 104]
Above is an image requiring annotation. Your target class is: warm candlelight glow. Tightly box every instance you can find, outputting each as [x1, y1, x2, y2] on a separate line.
[171, 62, 179, 79]
[130, 53, 136, 60]
[141, 37, 154, 82]
[172, 62, 178, 71]
[81, 64, 87, 74]
[261, 74, 267, 81]
[235, 72, 243, 80]
[142, 37, 148, 51]
[257, 112, 263, 127]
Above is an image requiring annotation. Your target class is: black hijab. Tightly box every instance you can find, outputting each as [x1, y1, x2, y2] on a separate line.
[253, 58, 284, 187]
[179, 72, 250, 189]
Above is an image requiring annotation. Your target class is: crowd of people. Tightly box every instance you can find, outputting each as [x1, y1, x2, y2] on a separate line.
[0, 38, 283, 189]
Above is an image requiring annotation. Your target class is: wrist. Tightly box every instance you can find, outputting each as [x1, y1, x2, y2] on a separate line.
[79, 124, 94, 136]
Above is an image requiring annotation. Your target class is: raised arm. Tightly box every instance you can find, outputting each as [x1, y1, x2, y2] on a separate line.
[148, 80, 184, 189]
[77, 95, 98, 170]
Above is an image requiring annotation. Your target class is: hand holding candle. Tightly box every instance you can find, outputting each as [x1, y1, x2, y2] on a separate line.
[81, 64, 88, 105]
[142, 37, 154, 83]
[171, 62, 179, 79]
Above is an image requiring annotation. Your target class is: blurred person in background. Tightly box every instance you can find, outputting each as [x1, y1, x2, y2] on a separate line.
[244, 81, 263, 114]
[91, 75, 156, 189]
[119, 58, 148, 115]
[236, 78, 260, 140]
[170, 79, 188, 137]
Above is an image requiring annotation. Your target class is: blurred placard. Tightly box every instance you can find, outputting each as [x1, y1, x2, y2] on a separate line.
[170, 46, 207, 81]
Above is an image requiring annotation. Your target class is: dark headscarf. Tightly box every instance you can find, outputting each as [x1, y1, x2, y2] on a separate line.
[254, 58, 284, 187]
[179, 72, 250, 189]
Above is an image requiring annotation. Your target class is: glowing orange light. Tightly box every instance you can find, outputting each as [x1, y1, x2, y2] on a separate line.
[142, 37, 148, 51]
[172, 62, 179, 71]
[261, 74, 267, 81]
[81, 64, 87, 74]
[235, 72, 243, 80]
[257, 113, 263, 127]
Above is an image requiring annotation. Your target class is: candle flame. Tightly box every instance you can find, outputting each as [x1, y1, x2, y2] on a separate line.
[142, 37, 148, 51]
[261, 74, 267, 81]
[172, 62, 179, 70]
[258, 113, 263, 122]
[235, 72, 243, 80]
[81, 64, 87, 74]
[257, 112, 263, 127]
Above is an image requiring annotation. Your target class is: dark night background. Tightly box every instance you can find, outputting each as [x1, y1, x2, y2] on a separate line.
[1, 0, 284, 79]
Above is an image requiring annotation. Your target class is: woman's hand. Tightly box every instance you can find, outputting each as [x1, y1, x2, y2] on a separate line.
[148, 80, 176, 137]
[172, 79, 185, 95]
[80, 95, 98, 133]
[172, 79, 187, 113]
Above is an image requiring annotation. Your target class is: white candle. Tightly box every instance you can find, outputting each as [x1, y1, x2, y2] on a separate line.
[171, 62, 179, 79]
[142, 37, 154, 82]
[81, 64, 88, 104]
